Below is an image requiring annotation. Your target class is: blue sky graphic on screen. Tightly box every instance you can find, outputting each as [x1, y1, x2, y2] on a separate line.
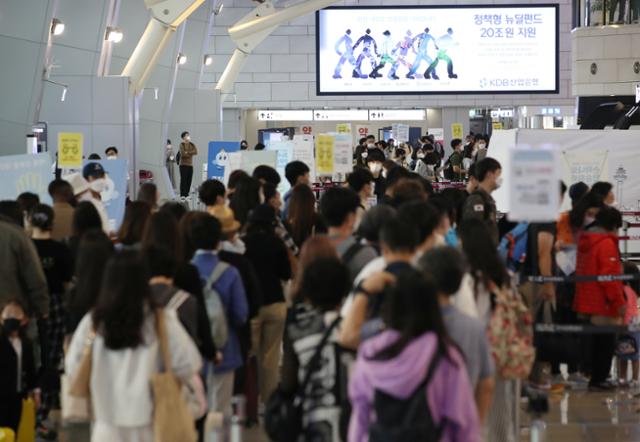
[208, 141, 241, 180]
[316, 5, 558, 95]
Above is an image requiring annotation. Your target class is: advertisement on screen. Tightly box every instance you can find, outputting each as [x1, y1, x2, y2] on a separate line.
[316, 5, 558, 95]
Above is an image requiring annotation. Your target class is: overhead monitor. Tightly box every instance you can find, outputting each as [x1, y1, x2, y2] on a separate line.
[316, 4, 559, 96]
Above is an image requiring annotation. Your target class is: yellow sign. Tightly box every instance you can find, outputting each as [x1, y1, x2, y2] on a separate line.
[315, 135, 335, 175]
[492, 122, 503, 130]
[336, 123, 352, 134]
[451, 123, 464, 140]
[57, 132, 83, 168]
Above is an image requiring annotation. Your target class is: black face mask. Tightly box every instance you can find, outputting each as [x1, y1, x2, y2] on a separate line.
[2, 318, 21, 334]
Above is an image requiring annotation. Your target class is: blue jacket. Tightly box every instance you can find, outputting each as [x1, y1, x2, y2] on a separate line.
[192, 251, 248, 373]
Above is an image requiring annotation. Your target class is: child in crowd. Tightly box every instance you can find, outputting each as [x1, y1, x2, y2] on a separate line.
[0, 299, 37, 433]
[617, 262, 640, 385]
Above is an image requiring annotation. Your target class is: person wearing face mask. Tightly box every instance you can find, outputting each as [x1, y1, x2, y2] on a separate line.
[366, 148, 387, 201]
[240, 140, 249, 151]
[104, 146, 118, 160]
[590, 181, 616, 207]
[474, 136, 489, 162]
[0, 299, 38, 434]
[66, 171, 110, 234]
[179, 131, 198, 198]
[462, 158, 502, 245]
[165, 139, 176, 189]
[354, 137, 368, 168]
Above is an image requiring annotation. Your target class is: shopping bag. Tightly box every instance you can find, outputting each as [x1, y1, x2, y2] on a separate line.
[16, 399, 35, 442]
[61, 374, 91, 423]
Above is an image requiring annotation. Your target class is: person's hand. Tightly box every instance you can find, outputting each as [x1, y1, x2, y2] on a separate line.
[214, 351, 223, 367]
[361, 272, 395, 296]
[30, 389, 41, 410]
[540, 282, 556, 302]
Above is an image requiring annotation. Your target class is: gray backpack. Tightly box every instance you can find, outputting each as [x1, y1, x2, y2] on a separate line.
[203, 262, 230, 349]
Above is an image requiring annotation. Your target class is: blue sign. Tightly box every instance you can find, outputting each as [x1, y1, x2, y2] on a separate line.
[84, 159, 127, 231]
[0, 153, 53, 203]
[208, 141, 241, 180]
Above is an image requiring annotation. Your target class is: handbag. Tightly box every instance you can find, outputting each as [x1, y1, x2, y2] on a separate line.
[62, 327, 96, 423]
[151, 309, 198, 442]
[265, 317, 342, 442]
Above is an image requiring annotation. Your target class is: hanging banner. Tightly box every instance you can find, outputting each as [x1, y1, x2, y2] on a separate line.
[57, 132, 83, 169]
[0, 153, 53, 203]
[509, 147, 560, 222]
[83, 158, 127, 231]
[562, 150, 608, 187]
[451, 123, 464, 140]
[315, 134, 335, 175]
[207, 141, 241, 181]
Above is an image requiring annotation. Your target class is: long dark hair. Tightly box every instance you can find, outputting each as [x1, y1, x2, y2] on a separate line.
[229, 176, 261, 227]
[287, 184, 318, 247]
[373, 268, 452, 362]
[458, 219, 509, 290]
[137, 183, 158, 209]
[72, 201, 102, 237]
[92, 251, 155, 349]
[569, 191, 605, 229]
[141, 211, 183, 261]
[67, 229, 114, 330]
[117, 201, 151, 246]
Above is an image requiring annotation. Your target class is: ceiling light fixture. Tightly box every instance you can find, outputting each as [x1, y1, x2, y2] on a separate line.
[204, 55, 214, 66]
[106, 27, 124, 43]
[51, 18, 65, 36]
[177, 53, 187, 65]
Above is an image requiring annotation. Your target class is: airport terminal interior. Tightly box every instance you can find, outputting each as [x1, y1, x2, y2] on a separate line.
[4, 0, 640, 441]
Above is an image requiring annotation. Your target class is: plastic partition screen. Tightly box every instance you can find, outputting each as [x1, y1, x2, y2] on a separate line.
[316, 4, 559, 96]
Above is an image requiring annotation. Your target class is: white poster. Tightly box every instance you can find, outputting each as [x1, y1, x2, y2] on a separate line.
[393, 124, 410, 142]
[317, 5, 558, 95]
[267, 141, 294, 195]
[428, 128, 445, 144]
[334, 134, 354, 182]
[221, 151, 277, 186]
[293, 135, 317, 183]
[508, 147, 560, 222]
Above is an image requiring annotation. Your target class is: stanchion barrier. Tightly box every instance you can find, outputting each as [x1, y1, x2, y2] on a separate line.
[621, 211, 640, 216]
[534, 323, 640, 334]
[526, 274, 640, 283]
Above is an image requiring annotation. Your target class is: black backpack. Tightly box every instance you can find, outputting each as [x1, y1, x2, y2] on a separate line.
[265, 317, 342, 442]
[369, 353, 444, 442]
[442, 153, 456, 181]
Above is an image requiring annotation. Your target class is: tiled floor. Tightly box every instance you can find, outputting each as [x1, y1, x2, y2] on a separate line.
[55, 386, 640, 441]
[520, 386, 640, 441]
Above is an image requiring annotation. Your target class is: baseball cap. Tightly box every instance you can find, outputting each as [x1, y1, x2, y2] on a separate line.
[83, 162, 105, 179]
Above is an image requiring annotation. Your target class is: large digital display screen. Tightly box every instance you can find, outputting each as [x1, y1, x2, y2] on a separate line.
[316, 5, 559, 96]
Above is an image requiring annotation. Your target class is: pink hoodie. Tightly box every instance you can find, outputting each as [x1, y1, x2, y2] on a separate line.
[348, 330, 481, 442]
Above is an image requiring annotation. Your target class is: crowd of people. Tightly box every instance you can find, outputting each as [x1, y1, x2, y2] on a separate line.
[0, 132, 635, 442]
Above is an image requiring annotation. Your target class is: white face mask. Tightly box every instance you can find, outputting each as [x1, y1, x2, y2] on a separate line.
[381, 170, 388, 179]
[584, 216, 596, 227]
[106, 155, 117, 160]
[495, 176, 503, 189]
[361, 151, 368, 159]
[367, 143, 375, 149]
[478, 143, 486, 149]
[90, 178, 106, 193]
[417, 153, 425, 159]
[185, 135, 191, 142]
[369, 162, 382, 174]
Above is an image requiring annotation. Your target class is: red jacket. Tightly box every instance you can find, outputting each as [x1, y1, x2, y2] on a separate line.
[573, 230, 625, 317]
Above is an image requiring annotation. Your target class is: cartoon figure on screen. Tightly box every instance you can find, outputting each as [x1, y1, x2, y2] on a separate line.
[406, 27, 438, 79]
[370, 30, 400, 80]
[352, 28, 379, 79]
[333, 29, 356, 79]
[392, 30, 415, 75]
[425, 28, 459, 80]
